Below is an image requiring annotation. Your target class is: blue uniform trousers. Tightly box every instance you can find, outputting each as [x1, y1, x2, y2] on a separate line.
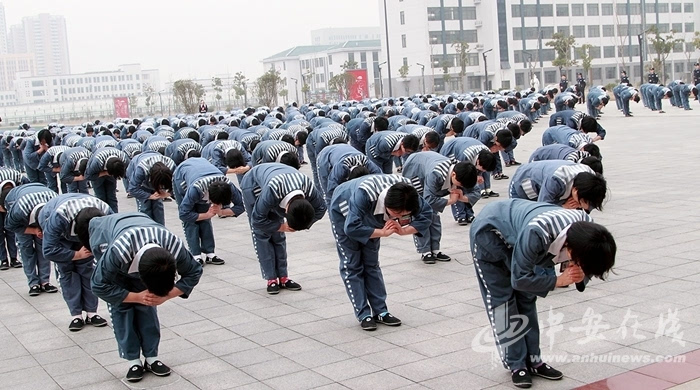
[54, 258, 99, 316]
[91, 176, 119, 213]
[67, 180, 89, 194]
[108, 302, 160, 361]
[17, 233, 50, 287]
[25, 165, 47, 185]
[242, 194, 288, 281]
[0, 213, 17, 261]
[45, 172, 67, 194]
[413, 212, 441, 253]
[136, 198, 165, 225]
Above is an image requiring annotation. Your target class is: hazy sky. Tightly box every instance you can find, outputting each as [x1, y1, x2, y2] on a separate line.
[3, 0, 380, 82]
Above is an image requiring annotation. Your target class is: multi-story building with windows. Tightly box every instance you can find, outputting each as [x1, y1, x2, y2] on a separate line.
[380, 0, 699, 94]
[311, 27, 382, 45]
[8, 13, 70, 77]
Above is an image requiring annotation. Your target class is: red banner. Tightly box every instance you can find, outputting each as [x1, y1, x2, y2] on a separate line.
[113, 97, 130, 118]
[346, 69, 368, 100]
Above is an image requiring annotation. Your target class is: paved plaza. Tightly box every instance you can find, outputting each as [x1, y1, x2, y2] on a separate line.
[1, 106, 700, 390]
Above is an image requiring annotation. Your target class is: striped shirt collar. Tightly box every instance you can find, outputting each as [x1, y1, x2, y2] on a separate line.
[548, 225, 571, 264]
[374, 187, 390, 217]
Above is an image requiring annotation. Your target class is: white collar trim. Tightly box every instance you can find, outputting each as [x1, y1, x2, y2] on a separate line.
[128, 243, 161, 274]
[548, 224, 571, 264]
[279, 189, 304, 209]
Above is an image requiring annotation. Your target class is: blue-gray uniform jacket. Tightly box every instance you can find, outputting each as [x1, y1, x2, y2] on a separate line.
[496, 111, 528, 123]
[470, 199, 592, 296]
[22, 135, 50, 171]
[348, 117, 377, 151]
[316, 144, 382, 201]
[116, 139, 143, 158]
[93, 135, 118, 150]
[241, 163, 326, 235]
[174, 127, 199, 141]
[75, 137, 96, 152]
[125, 151, 176, 201]
[201, 140, 250, 174]
[365, 131, 406, 161]
[90, 213, 202, 305]
[173, 158, 244, 223]
[199, 126, 228, 147]
[165, 139, 202, 166]
[131, 130, 152, 143]
[541, 125, 591, 150]
[412, 109, 439, 125]
[426, 114, 456, 139]
[60, 133, 81, 147]
[548, 110, 606, 140]
[59, 147, 91, 185]
[38, 193, 112, 263]
[37, 145, 69, 174]
[464, 120, 505, 148]
[528, 144, 590, 163]
[84, 148, 130, 182]
[387, 115, 414, 131]
[227, 128, 260, 151]
[142, 136, 171, 154]
[509, 160, 594, 204]
[457, 111, 487, 128]
[401, 152, 456, 213]
[397, 124, 437, 149]
[4, 183, 58, 234]
[313, 126, 349, 156]
[439, 137, 490, 167]
[261, 128, 293, 141]
[250, 140, 298, 166]
[330, 174, 432, 245]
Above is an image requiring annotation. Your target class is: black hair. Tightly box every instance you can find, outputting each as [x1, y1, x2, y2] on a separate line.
[347, 165, 370, 181]
[507, 97, 518, 106]
[494, 129, 513, 149]
[423, 131, 440, 149]
[209, 117, 219, 125]
[401, 135, 419, 152]
[330, 137, 347, 145]
[507, 123, 522, 140]
[515, 92, 523, 99]
[225, 149, 246, 168]
[0, 187, 11, 212]
[456, 102, 464, 110]
[75, 207, 106, 249]
[580, 117, 598, 133]
[496, 100, 508, 110]
[520, 120, 532, 135]
[582, 143, 601, 160]
[451, 117, 464, 134]
[466, 102, 474, 111]
[186, 149, 201, 159]
[453, 162, 478, 189]
[477, 150, 497, 172]
[566, 99, 577, 108]
[77, 159, 88, 175]
[208, 181, 232, 205]
[580, 156, 603, 175]
[280, 134, 295, 145]
[537, 96, 547, 104]
[187, 131, 200, 143]
[279, 152, 301, 169]
[601, 96, 609, 105]
[296, 131, 308, 146]
[216, 131, 229, 140]
[248, 139, 261, 151]
[286, 198, 315, 230]
[573, 172, 607, 211]
[632, 95, 640, 103]
[566, 221, 616, 280]
[532, 102, 541, 111]
[373, 116, 389, 131]
[139, 247, 177, 297]
[106, 158, 126, 179]
[385, 182, 420, 216]
[37, 129, 53, 145]
[149, 162, 173, 192]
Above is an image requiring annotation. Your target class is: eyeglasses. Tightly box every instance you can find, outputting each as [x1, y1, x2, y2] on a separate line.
[387, 212, 412, 226]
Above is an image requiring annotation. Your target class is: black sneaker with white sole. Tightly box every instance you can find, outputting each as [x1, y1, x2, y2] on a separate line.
[206, 256, 225, 265]
[374, 313, 402, 326]
[145, 360, 171, 376]
[529, 363, 563, 380]
[68, 318, 84, 332]
[421, 253, 436, 264]
[86, 315, 108, 327]
[280, 279, 302, 290]
[512, 369, 532, 388]
[126, 364, 144, 382]
[0, 260, 9, 270]
[10, 258, 22, 268]
[434, 252, 451, 262]
[360, 316, 377, 331]
[42, 283, 58, 293]
[267, 282, 280, 295]
[29, 285, 41, 296]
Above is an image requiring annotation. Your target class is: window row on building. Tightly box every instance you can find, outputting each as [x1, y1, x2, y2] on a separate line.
[512, 2, 694, 17]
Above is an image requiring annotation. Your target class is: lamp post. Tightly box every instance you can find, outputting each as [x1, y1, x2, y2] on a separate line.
[416, 63, 426, 93]
[378, 61, 387, 97]
[637, 33, 644, 86]
[290, 78, 299, 104]
[482, 48, 493, 91]
[382, 0, 393, 97]
[158, 90, 164, 116]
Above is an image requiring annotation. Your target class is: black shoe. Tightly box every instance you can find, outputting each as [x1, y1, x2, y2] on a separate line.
[300, 161, 308, 165]
[374, 313, 402, 326]
[197, 258, 204, 266]
[511, 161, 522, 166]
[280, 279, 302, 291]
[493, 173, 508, 180]
[481, 191, 489, 199]
[485, 190, 500, 197]
[10, 258, 22, 268]
[163, 197, 173, 202]
[29, 285, 41, 296]
[512, 369, 532, 388]
[69, 318, 85, 332]
[457, 218, 470, 226]
[0, 260, 8, 270]
[421, 253, 436, 264]
[145, 360, 171, 376]
[86, 315, 108, 327]
[126, 364, 144, 382]
[42, 283, 58, 293]
[360, 316, 377, 331]
[126, 193, 134, 199]
[267, 282, 280, 295]
[434, 252, 451, 262]
[529, 363, 563, 380]
[205, 256, 225, 265]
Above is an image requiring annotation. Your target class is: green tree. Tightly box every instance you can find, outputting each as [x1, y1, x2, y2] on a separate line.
[693, 32, 700, 61]
[577, 44, 594, 85]
[172, 79, 205, 113]
[451, 40, 470, 91]
[143, 84, 156, 114]
[647, 26, 684, 84]
[341, 60, 359, 70]
[233, 72, 249, 106]
[212, 77, 223, 110]
[546, 32, 578, 74]
[255, 68, 284, 107]
[328, 72, 356, 100]
[128, 94, 138, 115]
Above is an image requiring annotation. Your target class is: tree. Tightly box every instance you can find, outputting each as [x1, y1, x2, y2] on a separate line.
[233, 72, 249, 107]
[255, 68, 284, 107]
[546, 32, 577, 75]
[128, 94, 138, 115]
[212, 77, 223, 110]
[328, 72, 355, 100]
[647, 26, 684, 84]
[452, 40, 470, 91]
[693, 32, 700, 62]
[143, 84, 156, 114]
[341, 60, 359, 70]
[398, 64, 410, 95]
[172, 79, 205, 114]
[577, 44, 594, 85]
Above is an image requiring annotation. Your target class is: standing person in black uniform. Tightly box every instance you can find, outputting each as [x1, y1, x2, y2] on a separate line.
[559, 75, 568, 92]
[576, 73, 586, 104]
[648, 67, 659, 84]
[693, 63, 700, 101]
[620, 70, 630, 85]
[199, 100, 208, 114]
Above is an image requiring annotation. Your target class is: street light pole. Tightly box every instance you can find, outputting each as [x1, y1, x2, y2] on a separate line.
[378, 61, 386, 97]
[637, 34, 644, 86]
[416, 63, 426, 93]
[383, 0, 393, 97]
[158, 91, 164, 116]
[482, 49, 493, 91]
[291, 78, 299, 104]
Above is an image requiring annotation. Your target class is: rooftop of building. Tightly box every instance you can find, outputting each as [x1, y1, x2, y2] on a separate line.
[263, 39, 381, 61]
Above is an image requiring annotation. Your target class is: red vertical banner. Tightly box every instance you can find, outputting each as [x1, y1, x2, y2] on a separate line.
[113, 97, 130, 118]
[347, 69, 368, 100]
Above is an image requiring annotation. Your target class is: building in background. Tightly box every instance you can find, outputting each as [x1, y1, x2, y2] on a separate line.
[380, 0, 700, 95]
[6, 24, 26, 54]
[263, 40, 382, 104]
[0, 52, 36, 99]
[8, 13, 70, 76]
[311, 27, 382, 45]
[0, 3, 7, 54]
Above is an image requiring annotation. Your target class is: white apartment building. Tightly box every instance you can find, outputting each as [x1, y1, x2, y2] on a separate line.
[0, 52, 36, 91]
[14, 64, 161, 105]
[0, 3, 8, 54]
[380, 0, 700, 94]
[311, 27, 382, 45]
[9, 13, 70, 76]
[263, 40, 382, 104]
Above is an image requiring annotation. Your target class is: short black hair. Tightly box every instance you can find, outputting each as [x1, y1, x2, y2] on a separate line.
[401, 135, 419, 152]
[453, 162, 478, 189]
[187, 131, 200, 143]
[373, 117, 389, 131]
[77, 159, 88, 175]
[296, 131, 308, 146]
[567, 221, 616, 280]
[0, 187, 12, 212]
[248, 139, 261, 151]
[208, 181, 232, 205]
[225, 149, 246, 168]
[279, 152, 300, 169]
[423, 131, 440, 149]
[385, 182, 420, 216]
[573, 172, 607, 211]
[507, 123, 522, 140]
[347, 165, 370, 181]
[37, 129, 53, 145]
[533, 102, 541, 111]
[280, 134, 295, 145]
[582, 143, 601, 160]
[477, 150, 497, 172]
[139, 247, 177, 297]
[149, 162, 173, 192]
[286, 198, 315, 230]
[581, 156, 603, 175]
[494, 129, 513, 149]
[519, 120, 532, 134]
[496, 100, 508, 110]
[580, 116, 597, 133]
[451, 117, 464, 134]
[216, 131, 229, 140]
[75, 207, 106, 249]
[106, 158, 126, 179]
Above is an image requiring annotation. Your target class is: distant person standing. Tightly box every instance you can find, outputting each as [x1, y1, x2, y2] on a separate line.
[530, 74, 540, 92]
[620, 70, 630, 85]
[693, 63, 700, 100]
[648, 67, 659, 84]
[576, 73, 587, 104]
[559, 75, 568, 92]
[199, 100, 208, 114]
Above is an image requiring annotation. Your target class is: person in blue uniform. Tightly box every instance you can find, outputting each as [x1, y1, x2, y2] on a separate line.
[84, 147, 129, 213]
[58, 147, 91, 194]
[38, 194, 112, 331]
[529, 143, 602, 163]
[250, 139, 300, 168]
[240, 163, 326, 294]
[365, 131, 419, 174]
[348, 116, 388, 152]
[22, 129, 52, 185]
[316, 143, 382, 208]
[541, 125, 592, 150]
[126, 151, 175, 225]
[547, 110, 605, 142]
[329, 175, 432, 330]
[0, 168, 30, 270]
[84, 212, 202, 382]
[165, 138, 202, 166]
[470, 199, 616, 387]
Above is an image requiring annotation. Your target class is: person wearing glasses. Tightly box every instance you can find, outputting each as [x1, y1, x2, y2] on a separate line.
[328, 175, 432, 331]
